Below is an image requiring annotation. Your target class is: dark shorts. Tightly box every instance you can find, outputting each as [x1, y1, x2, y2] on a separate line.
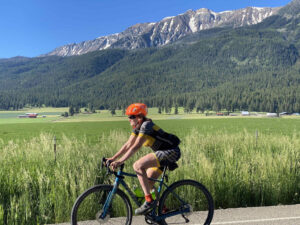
[154, 146, 181, 167]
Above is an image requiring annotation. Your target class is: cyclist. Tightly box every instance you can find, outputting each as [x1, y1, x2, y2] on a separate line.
[108, 103, 181, 215]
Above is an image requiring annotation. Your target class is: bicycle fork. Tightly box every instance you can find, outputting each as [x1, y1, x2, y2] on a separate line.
[99, 176, 121, 219]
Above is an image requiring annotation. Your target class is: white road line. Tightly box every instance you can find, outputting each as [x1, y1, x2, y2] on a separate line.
[212, 216, 300, 224]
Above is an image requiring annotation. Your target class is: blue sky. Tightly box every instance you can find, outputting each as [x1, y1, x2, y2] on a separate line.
[0, 0, 291, 58]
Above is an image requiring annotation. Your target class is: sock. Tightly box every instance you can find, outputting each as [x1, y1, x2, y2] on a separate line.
[145, 194, 153, 203]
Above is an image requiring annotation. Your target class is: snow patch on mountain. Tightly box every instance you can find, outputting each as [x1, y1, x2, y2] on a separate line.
[44, 6, 281, 57]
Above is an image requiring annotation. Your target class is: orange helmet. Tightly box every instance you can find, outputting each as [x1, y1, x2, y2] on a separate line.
[126, 103, 148, 117]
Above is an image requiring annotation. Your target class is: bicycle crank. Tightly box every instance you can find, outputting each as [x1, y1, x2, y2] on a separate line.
[145, 213, 163, 225]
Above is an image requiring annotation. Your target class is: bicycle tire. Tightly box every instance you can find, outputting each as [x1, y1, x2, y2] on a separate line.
[71, 184, 132, 225]
[158, 179, 214, 225]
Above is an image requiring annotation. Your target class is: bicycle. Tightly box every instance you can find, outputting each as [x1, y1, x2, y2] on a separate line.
[71, 157, 214, 225]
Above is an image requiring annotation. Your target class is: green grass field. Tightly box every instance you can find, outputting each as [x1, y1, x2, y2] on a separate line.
[0, 107, 299, 143]
[0, 108, 299, 224]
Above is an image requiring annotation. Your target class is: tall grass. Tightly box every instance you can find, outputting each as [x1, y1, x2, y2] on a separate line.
[0, 131, 127, 225]
[0, 129, 299, 224]
[177, 129, 300, 208]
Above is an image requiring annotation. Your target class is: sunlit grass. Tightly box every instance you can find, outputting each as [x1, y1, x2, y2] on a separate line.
[0, 127, 299, 224]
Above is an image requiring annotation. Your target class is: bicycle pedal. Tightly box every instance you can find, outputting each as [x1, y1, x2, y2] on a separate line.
[145, 213, 156, 224]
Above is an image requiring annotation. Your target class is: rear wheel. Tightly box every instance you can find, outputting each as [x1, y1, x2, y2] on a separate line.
[158, 180, 214, 225]
[71, 185, 132, 225]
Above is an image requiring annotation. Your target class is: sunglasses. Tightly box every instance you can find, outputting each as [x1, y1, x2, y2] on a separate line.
[128, 115, 136, 119]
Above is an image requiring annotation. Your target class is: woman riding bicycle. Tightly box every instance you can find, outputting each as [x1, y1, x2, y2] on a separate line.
[108, 103, 181, 215]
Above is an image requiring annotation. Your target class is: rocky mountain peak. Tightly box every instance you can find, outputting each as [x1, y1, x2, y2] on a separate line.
[196, 8, 213, 14]
[44, 6, 281, 57]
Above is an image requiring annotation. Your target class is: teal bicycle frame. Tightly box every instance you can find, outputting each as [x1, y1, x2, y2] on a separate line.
[100, 160, 191, 223]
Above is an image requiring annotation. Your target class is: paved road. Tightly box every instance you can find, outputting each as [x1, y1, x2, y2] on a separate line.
[211, 204, 300, 225]
[49, 204, 300, 225]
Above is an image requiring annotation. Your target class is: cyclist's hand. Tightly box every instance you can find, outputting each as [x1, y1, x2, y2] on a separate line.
[110, 160, 122, 171]
[105, 157, 115, 166]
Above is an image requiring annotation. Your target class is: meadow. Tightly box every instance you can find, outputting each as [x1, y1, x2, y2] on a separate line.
[0, 109, 299, 224]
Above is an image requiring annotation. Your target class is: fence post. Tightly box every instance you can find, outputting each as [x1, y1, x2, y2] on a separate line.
[255, 130, 258, 147]
[54, 136, 57, 162]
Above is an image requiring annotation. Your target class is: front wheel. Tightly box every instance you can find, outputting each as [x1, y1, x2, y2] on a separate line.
[71, 185, 132, 225]
[158, 180, 214, 225]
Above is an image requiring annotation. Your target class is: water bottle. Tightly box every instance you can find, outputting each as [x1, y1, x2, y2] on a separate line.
[133, 186, 144, 198]
[151, 188, 156, 200]
[134, 186, 156, 202]
[133, 186, 144, 204]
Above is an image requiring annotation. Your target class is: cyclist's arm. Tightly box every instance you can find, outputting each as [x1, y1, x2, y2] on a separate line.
[110, 134, 137, 161]
[118, 135, 146, 163]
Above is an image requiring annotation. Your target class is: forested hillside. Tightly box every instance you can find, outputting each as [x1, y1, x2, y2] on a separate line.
[0, 2, 299, 113]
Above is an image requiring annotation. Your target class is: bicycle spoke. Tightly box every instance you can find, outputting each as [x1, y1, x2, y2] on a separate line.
[158, 180, 214, 225]
[71, 185, 132, 225]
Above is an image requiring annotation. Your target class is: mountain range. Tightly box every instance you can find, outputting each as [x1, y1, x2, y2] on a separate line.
[45, 6, 279, 57]
[0, 0, 299, 113]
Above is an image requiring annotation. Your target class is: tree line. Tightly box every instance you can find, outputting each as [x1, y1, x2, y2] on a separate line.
[0, 25, 299, 113]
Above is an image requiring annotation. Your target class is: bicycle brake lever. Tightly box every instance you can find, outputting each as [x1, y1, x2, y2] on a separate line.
[101, 157, 112, 175]
[101, 157, 106, 169]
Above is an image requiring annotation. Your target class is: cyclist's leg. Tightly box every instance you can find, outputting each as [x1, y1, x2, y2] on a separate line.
[133, 153, 159, 196]
[134, 153, 160, 214]
[147, 166, 163, 189]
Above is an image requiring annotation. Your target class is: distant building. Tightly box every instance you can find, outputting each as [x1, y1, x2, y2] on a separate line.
[26, 113, 38, 118]
[279, 112, 288, 116]
[267, 113, 277, 117]
[241, 111, 250, 116]
[18, 113, 38, 118]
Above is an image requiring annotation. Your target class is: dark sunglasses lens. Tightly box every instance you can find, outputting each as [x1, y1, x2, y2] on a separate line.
[128, 115, 136, 119]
